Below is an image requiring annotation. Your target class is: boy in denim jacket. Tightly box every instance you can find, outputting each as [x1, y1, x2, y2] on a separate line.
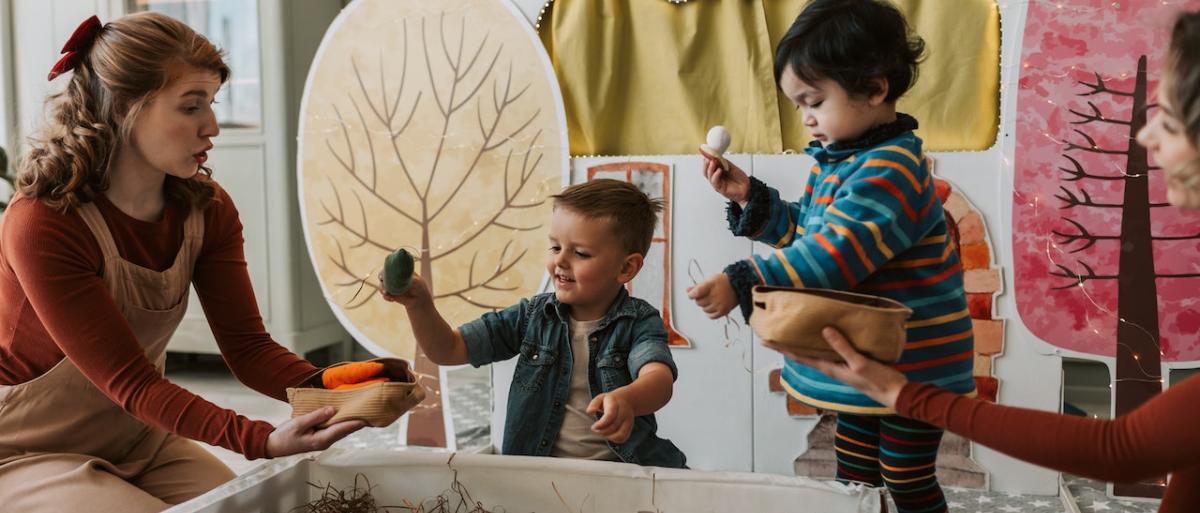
[381, 179, 686, 468]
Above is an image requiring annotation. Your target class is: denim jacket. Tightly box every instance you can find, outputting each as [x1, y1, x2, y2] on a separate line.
[459, 288, 687, 468]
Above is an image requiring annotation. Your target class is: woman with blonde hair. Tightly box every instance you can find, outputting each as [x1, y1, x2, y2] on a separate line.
[0, 12, 364, 511]
[775, 11, 1200, 512]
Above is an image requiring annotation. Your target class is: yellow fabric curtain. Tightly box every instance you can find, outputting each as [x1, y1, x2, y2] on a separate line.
[538, 0, 1000, 156]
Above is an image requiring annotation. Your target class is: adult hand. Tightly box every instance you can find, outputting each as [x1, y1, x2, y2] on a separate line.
[700, 148, 751, 206]
[265, 407, 366, 458]
[588, 390, 635, 444]
[379, 273, 433, 310]
[687, 273, 738, 319]
[765, 327, 909, 408]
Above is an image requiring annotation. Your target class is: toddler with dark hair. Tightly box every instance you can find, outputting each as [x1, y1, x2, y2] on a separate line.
[688, 1, 972, 511]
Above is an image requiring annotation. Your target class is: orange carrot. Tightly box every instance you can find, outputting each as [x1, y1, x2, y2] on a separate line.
[322, 361, 385, 389]
[332, 377, 388, 390]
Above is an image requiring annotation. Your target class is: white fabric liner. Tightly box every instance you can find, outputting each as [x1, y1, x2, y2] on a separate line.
[167, 449, 882, 512]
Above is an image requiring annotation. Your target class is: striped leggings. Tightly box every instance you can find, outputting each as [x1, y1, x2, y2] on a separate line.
[834, 413, 948, 513]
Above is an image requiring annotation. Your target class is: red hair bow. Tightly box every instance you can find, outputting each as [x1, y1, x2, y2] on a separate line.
[47, 15, 102, 81]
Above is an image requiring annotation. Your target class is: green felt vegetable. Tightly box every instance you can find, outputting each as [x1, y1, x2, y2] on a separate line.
[383, 248, 414, 295]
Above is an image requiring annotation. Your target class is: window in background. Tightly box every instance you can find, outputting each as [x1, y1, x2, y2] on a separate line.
[1170, 368, 1199, 387]
[132, 0, 262, 129]
[1062, 358, 1111, 419]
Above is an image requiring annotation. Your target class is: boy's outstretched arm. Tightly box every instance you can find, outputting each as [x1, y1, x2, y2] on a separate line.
[379, 275, 469, 365]
[588, 362, 674, 444]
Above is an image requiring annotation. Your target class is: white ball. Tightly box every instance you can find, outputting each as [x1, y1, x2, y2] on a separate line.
[706, 125, 731, 155]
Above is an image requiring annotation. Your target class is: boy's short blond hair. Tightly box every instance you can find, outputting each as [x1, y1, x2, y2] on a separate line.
[550, 179, 664, 256]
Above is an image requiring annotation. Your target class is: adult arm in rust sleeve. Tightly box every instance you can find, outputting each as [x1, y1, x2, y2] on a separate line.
[897, 377, 1200, 483]
[782, 324, 1200, 484]
[3, 198, 276, 459]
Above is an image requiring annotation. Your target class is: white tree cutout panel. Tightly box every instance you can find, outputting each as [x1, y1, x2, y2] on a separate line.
[587, 163, 691, 347]
[298, 0, 569, 448]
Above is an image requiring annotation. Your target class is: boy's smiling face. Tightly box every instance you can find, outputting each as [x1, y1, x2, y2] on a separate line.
[546, 207, 642, 321]
[780, 64, 893, 146]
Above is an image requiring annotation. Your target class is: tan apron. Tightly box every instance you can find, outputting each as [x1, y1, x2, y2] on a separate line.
[0, 202, 235, 512]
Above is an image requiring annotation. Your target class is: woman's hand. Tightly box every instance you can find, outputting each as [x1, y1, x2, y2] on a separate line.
[764, 327, 909, 408]
[266, 407, 366, 458]
[700, 148, 751, 206]
[379, 274, 433, 311]
[687, 273, 738, 319]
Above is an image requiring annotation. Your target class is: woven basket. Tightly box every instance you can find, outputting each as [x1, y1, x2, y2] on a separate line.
[749, 286, 913, 363]
[287, 358, 426, 428]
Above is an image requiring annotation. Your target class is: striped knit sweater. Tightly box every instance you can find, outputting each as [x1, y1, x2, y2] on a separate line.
[723, 114, 976, 414]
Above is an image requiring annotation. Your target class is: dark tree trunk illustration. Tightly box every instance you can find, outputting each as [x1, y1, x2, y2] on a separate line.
[1051, 56, 1200, 497]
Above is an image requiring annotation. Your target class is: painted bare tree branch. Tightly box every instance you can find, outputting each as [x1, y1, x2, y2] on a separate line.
[1058, 155, 1124, 182]
[1049, 260, 1117, 289]
[1052, 217, 1118, 253]
[1068, 101, 1132, 126]
[1063, 128, 1129, 155]
[318, 15, 543, 303]
[1078, 72, 1134, 97]
[1056, 186, 1170, 209]
[314, 14, 547, 448]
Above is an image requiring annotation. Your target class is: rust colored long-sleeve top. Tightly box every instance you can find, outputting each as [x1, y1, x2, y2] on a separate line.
[0, 185, 318, 460]
[897, 377, 1200, 512]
